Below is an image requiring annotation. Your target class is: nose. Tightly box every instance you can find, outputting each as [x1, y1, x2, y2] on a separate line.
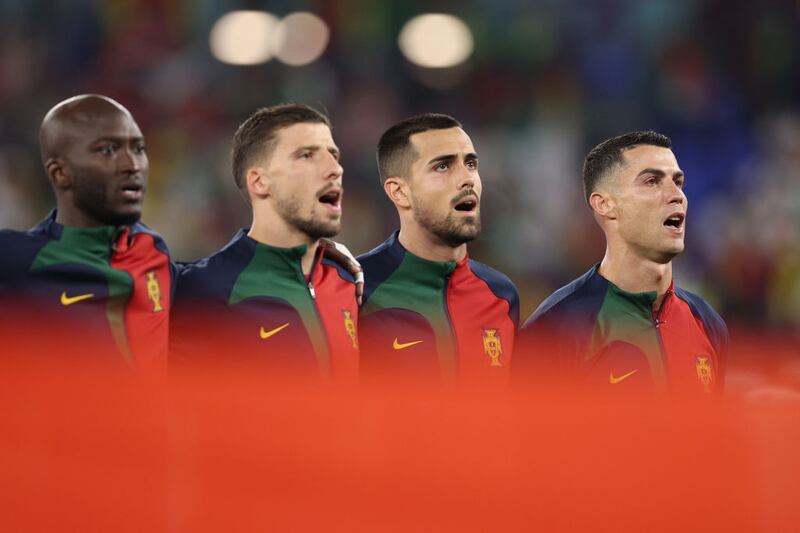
[668, 180, 686, 205]
[457, 161, 478, 191]
[118, 147, 145, 174]
[326, 152, 343, 181]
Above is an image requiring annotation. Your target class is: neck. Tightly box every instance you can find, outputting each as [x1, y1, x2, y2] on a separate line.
[55, 203, 105, 228]
[398, 224, 467, 262]
[598, 245, 673, 310]
[249, 208, 320, 276]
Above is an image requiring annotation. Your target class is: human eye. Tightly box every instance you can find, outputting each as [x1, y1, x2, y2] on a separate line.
[434, 161, 449, 172]
[675, 177, 685, 188]
[133, 142, 146, 154]
[95, 144, 116, 156]
[466, 158, 478, 170]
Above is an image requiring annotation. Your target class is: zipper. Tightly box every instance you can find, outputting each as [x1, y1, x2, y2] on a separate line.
[651, 289, 672, 390]
[306, 256, 331, 377]
[442, 272, 458, 379]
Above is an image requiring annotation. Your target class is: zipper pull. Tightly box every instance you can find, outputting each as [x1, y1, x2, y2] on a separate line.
[308, 282, 316, 299]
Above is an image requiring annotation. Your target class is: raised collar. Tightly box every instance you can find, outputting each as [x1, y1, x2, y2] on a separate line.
[386, 230, 464, 279]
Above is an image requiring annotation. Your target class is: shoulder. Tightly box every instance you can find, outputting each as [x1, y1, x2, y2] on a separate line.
[321, 258, 356, 284]
[0, 227, 50, 279]
[357, 233, 405, 302]
[523, 265, 607, 329]
[175, 232, 254, 298]
[468, 258, 519, 305]
[130, 221, 171, 256]
[674, 287, 729, 348]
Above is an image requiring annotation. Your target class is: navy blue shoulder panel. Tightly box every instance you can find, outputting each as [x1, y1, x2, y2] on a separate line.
[174, 230, 255, 302]
[674, 287, 729, 359]
[357, 231, 405, 305]
[131, 221, 171, 256]
[469, 259, 520, 329]
[0, 229, 50, 285]
[321, 258, 356, 284]
[523, 265, 608, 331]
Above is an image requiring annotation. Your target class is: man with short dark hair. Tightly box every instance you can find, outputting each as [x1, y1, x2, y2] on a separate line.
[170, 104, 359, 381]
[358, 113, 519, 384]
[0, 94, 172, 372]
[517, 131, 728, 394]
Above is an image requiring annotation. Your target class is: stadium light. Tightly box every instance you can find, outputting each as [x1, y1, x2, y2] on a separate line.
[273, 12, 330, 66]
[210, 10, 280, 65]
[398, 14, 474, 69]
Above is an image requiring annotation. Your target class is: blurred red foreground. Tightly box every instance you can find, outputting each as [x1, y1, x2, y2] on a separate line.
[0, 330, 798, 532]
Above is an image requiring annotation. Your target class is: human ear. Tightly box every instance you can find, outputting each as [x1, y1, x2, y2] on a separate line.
[384, 177, 411, 209]
[247, 167, 270, 200]
[589, 191, 616, 220]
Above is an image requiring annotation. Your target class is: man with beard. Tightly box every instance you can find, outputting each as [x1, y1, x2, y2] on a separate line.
[516, 131, 727, 395]
[358, 113, 519, 384]
[0, 95, 171, 372]
[170, 104, 359, 381]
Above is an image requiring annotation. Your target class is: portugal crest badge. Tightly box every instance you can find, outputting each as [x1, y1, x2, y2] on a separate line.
[146, 271, 164, 313]
[482, 328, 503, 367]
[695, 355, 713, 393]
[342, 310, 358, 349]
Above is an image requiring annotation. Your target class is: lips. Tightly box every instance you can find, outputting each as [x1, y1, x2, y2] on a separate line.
[318, 187, 342, 211]
[663, 211, 685, 234]
[119, 181, 144, 202]
[452, 191, 479, 213]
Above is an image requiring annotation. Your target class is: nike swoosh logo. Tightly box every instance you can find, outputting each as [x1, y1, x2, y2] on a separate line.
[60, 292, 94, 305]
[393, 338, 423, 350]
[609, 369, 638, 384]
[259, 323, 290, 340]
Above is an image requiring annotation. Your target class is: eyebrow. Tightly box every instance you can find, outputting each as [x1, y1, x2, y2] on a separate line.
[637, 168, 684, 179]
[426, 152, 479, 166]
[91, 135, 145, 143]
[293, 145, 340, 158]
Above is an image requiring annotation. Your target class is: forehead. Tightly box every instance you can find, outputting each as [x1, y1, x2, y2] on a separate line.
[66, 110, 143, 144]
[272, 122, 334, 152]
[619, 145, 680, 174]
[409, 127, 474, 162]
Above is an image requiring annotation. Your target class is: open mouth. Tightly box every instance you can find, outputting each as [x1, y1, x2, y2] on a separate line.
[318, 189, 342, 209]
[663, 212, 685, 231]
[120, 182, 144, 201]
[453, 196, 478, 212]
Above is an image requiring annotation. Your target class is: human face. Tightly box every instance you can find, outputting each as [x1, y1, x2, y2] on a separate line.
[407, 127, 481, 247]
[62, 110, 147, 226]
[606, 145, 687, 263]
[265, 122, 343, 240]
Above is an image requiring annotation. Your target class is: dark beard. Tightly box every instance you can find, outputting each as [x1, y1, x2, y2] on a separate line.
[275, 195, 340, 241]
[72, 174, 142, 227]
[413, 206, 481, 247]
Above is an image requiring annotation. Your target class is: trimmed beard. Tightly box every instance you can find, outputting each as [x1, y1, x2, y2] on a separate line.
[275, 193, 340, 241]
[411, 193, 481, 248]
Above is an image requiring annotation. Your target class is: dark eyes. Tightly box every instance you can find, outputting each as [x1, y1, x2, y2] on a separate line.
[434, 160, 478, 172]
[96, 143, 146, 155]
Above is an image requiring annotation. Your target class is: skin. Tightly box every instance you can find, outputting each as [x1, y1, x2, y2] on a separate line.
[40, 94, 147, 227]
[246, 122, 344, 276]
[384, 127, 481, 262]
[589, 144, 687, 310]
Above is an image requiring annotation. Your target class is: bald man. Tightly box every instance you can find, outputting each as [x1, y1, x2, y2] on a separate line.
[0, 94, 172, 372]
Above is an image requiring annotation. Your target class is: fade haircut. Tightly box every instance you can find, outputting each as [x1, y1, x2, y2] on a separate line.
[377, 113, 462, 183]
[582, 130, 672, 202]
[231, 103, 331, 200]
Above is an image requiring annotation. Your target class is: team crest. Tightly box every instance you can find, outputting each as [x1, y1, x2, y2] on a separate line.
[342, 310, 358, 349]
[482, 328, 503, 367]
[146, 271, 164, 313]
[695, 355, 713, 393]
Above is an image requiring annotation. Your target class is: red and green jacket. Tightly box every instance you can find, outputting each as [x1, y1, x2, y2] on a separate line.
[516, 265, 728, 394]
[0, 211, 172, 372]
[358, 232, 519, 384]
[170, 231, 359, 381]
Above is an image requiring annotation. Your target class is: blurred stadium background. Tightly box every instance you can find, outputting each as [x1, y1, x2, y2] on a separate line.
[0, 0, 798, 330]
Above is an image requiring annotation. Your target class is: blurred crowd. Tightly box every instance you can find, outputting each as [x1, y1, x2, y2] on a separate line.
[0, 0, 798, 329]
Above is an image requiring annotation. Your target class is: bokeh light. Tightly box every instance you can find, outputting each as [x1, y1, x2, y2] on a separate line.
[273, 12, 330, 66]
[398, 14, 474, 68]
[209, 10, 280, 65]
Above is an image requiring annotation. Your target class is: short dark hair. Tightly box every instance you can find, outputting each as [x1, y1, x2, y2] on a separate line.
[582, 130, 672, 202]
[376, 113, 462, 183]
[231, 103, 331, 199]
